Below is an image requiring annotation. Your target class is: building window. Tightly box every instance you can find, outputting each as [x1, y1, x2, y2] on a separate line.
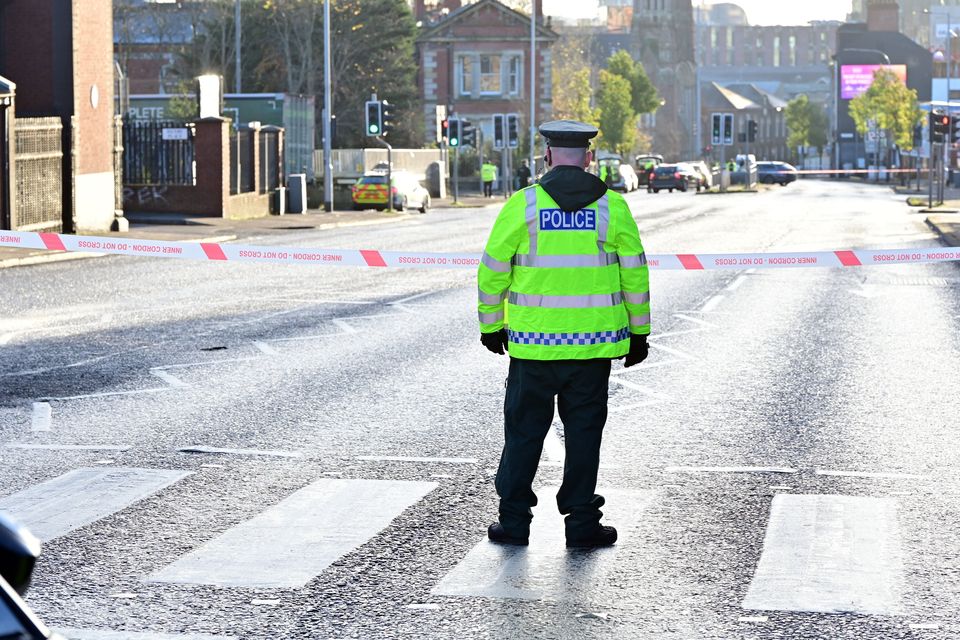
[788, 35, 796, 66]
[457, 56, 474, 97]
[480, 55, 502, 95]
[507, 56, 521, 96]
[773, 36, 781, 67]
[726, 29, 734, 65]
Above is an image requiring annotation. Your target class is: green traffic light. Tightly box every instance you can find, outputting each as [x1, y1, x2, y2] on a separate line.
[450, 138, 459, 146]
[369, 124, 379, 134]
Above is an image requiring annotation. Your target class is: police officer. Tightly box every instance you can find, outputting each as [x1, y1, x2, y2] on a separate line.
[477, 120, 651, 548]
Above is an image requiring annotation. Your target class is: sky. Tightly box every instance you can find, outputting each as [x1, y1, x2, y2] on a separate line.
[543, 0, 852, 26]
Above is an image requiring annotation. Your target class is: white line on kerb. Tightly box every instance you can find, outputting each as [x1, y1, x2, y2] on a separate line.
[0, 333, 14, 345]
[701, 295, 725, 313]
[179, 446, 302, 458]
[31, 402, 52, 432]
[815, 469, 926, 480]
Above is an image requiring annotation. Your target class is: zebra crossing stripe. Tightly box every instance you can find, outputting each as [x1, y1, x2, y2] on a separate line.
[432, 488, 654, 602]
[742, 494, 904, 615]
[0, 467, 191, 542]
[59, 629, 235, 639]
[148, 478, 436, 588]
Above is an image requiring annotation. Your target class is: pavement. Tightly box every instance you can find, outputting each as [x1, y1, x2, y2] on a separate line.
[0, 194, 499, 269]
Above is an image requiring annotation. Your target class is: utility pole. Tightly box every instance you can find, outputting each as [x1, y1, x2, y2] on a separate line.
[322, 0, 333, 212]
[529, 1, 536, 179]
[234, 0, 241, 93]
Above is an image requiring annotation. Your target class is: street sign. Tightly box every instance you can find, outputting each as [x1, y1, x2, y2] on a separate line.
[161, 128, 189, 141]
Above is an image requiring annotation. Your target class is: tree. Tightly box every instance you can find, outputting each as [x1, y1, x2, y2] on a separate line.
[785, 94, 828, 157]
[596, 70, 635, 156]
[849, 68, 923, 151]
[605, 50, 659, 116]
[551, 34, 599, 126]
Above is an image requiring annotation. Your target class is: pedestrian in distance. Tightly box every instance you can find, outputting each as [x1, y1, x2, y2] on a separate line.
[477, 120, 651, 549]
[516, 159, 532, 190]
[482, 161, 498, 198]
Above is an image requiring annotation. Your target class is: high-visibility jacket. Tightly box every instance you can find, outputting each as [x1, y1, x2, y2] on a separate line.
[477, 184, 651, 360]
[481, 163, 497, 182]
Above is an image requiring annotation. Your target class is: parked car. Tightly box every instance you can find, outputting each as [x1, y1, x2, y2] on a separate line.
[0, 513, 60, 639]
[596, 155, 639, 192]
[757, 161, 797, 185]
[648, 163, 702, 193]
[635, 154, 663, 186]
[351, 171, 431, 212]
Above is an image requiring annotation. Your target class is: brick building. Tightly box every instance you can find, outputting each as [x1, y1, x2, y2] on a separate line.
[414, 0, 558, 149]
[0, 0, 118, 233]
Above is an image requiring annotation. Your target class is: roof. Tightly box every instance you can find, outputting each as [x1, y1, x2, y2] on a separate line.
[417, 0, 558, 43]
[723, 83, 789, 110]
[703, 82, 760, 110]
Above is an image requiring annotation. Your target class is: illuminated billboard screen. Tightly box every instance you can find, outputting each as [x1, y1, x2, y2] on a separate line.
[840, 64, 908, 100]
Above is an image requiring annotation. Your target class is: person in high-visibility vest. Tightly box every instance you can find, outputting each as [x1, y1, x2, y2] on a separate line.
[477, 120, 650, 548]
[726, 160, 736, 171]
[481, 161, 498, 198]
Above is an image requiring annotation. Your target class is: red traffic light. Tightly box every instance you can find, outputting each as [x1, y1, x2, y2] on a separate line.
[940, 115, 950, 125]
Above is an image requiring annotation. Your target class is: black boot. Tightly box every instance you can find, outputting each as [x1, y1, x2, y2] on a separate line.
[566, 525, 617, 548]
[487, 522, 529, 546]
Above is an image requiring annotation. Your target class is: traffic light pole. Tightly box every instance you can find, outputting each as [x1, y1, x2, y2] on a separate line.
[373, 136, 393, 213]
[453, 145, 460, 204]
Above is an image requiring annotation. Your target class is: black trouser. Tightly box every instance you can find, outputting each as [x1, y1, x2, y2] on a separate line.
[483, 180, 493, 197]
[495, 357, 611, 539]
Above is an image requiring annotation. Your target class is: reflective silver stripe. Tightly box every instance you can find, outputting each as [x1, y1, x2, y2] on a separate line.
[620, 253, 647, 268]
[478, 288, 506, 305]
[524, 187, 539, 255]
[509, 292, 623, 308]
[630, 314, 652, 326]
[597, 194, 610, 248]
[513, 253, 619, 268]
[481, 252, 511, 273]
[623, 291, 650, 305]
[479, 311, 505, 324]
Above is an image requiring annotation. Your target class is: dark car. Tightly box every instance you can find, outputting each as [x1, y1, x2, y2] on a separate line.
[757, 161, 798, 186]
[635, 154, 663, 186]
[648, 164, 702, 193]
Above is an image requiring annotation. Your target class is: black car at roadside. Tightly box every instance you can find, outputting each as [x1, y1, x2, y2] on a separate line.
[648, 163, 702, 193]
[757, 161, 798, 186]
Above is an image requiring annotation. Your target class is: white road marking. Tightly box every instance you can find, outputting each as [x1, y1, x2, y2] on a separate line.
[909, 623, 940, 630]
[150, 369, 187, 388]
[2, 344, 153, 378]
[738, 616, 768, 623]
[38, 386, 171, 402]
[155, 357, 259, 371]
[770, 486, 793, 491]
[665, 466, 798, 474]
[0, 467, 190, 541]
[31, 402, 52, 432]
[849, 287, 882, 298]
[671, 313, 719, 328]
[392, 291, 435, 305]
[406, 603, 441, 610]
[0, 333, 14, 345]
[433, 488, 653, 602]
[250, 599, 280, 606]
[148, 479, 436, 588]
[108, 593, 139, 599]
[5, 444, 130, 451]
[607, 378, 673, 412]
[815, 469, 925, 480]
[742, 494, 904, 615]
[725, 276, 748, 291]
[332, 318, 358, 334]
[357, 455, 478, 464]
[700, 295, 725, 313]
[179, 446, 302, 458]
[59, 629, 236, 640]
[253, 341, 280, 355]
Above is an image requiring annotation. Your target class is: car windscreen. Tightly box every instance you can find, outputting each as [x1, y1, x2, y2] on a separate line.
[655, 166, 676, 174]
[357, 176, 387, 185]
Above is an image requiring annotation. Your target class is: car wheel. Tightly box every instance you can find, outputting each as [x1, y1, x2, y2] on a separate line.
[653, 189, 659, 193]
[669, 188, 673, 193]
[352, 203, 363, 211]
[419, 195, 430, 213]
[762, 176, 775, 184]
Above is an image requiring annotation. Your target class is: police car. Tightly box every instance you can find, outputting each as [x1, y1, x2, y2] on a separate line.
[351, 170, 431, 213]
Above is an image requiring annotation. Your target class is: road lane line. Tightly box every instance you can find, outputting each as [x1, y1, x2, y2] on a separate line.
[0, 467, 190, 541]
[59, 630, 236, 640]
[38, 386, 172, 402]
[150, 370, 187, 387]
[742, 494, 904, 615]
[433, 488, 653, 602]
[0, 333, 14, 345]
[665, 466, 798, 474]
[253, 341, 280, 355]
[356, 455, 478, 464]
[700, 295, 725, 313]
[332, 318, 358, 334]
[815, 469, 925, 480]
[672, 314, 718, 328]
[148, 479, 436, 588]
[179, 446, 303, 458]
[5, 444, 130, 451]
[31, 402, 52, 432]
[726, 276, 748, 291]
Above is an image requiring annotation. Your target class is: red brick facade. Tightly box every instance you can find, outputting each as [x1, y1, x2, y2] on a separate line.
[416, 0, 557, 145]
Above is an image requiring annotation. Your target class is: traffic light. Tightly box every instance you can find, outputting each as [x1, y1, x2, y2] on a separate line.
[381, 100, 395, 137]
[440, 118, 449, 143]
[507, 113, 519, 148]
[365, 100, 382, 136]
[747, 119, 758, 143]
[493, 114, 505, 149]
[952, 115, 960, 144]
[448, 117, 461, 147]
[722, 113, 733, 145]
[931, 111, 950, 143]
[711, 113, 721, 145]
[462, 120, 476, 147]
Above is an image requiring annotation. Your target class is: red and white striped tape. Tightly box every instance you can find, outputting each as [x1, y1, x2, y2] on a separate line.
[1, 230, 959, 271]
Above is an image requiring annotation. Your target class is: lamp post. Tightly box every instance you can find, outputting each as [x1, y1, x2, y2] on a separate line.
[925, 8, 955, 197]
[322, 0, 333, 212]
[529, 1, 536, 178]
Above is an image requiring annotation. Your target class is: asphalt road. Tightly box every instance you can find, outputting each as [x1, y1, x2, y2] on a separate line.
[2, 179, 960, 639]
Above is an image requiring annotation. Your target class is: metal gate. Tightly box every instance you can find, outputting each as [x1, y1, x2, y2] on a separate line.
[14, 117, 63, 232]
[122, 119, 194, 186]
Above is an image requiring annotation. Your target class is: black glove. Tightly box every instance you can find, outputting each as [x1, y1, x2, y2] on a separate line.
[623, 334, 648, 368]
[480, 329, 509, 355]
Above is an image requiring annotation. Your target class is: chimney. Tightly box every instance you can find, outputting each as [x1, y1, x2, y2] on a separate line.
[415, 0, 426, 21]
[866, 0, 899, 32]
[535, 0, 543, 23]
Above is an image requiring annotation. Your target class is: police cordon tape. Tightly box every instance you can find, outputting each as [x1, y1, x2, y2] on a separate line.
[2, 230, 959, 271]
